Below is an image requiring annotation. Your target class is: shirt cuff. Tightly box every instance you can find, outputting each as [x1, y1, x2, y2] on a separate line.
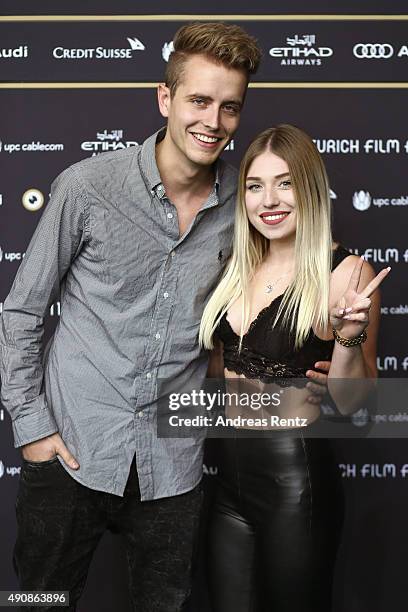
[12, 404, 58, 448]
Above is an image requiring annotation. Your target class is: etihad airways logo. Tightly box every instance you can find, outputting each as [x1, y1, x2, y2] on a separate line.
[53, 37, 145, 60]
[81, 129, 138, 155]
[269, 34, 333, 66]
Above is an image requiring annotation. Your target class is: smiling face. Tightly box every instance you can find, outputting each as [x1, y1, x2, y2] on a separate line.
[245, 150, 297, 242]
[158, 54, 247, 168]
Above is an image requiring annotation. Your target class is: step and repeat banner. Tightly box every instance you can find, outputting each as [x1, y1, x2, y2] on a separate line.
[1, 3, 407, 610]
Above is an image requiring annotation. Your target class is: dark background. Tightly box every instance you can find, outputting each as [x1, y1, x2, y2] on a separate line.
[0, 3, 407, 611]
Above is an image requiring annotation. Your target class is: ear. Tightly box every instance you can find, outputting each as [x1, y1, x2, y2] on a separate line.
[157, 83, 171, 118]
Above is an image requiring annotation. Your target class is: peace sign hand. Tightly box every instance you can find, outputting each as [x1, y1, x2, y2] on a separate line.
[330, 256, 390, 340]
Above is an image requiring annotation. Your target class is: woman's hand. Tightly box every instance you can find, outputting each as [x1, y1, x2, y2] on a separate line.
[330, 256, 390, 340]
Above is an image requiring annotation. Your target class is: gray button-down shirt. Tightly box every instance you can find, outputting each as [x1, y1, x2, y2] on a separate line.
[0, 128, 237, 499]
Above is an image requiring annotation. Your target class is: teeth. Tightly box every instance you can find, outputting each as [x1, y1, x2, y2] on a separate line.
[193, 133, 219, 143]
[263, 213, 288, 221]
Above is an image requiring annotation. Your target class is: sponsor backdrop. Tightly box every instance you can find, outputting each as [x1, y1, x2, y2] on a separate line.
[0, 2, 407, 611]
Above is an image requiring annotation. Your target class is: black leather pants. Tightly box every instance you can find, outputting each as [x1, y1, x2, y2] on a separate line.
[207, 433, 344, 612]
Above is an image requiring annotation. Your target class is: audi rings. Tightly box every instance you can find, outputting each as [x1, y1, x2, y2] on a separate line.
[353, 43, 394, 59]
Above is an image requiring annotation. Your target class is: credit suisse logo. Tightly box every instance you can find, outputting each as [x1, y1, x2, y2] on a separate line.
[162, 41, 174, 62]
[53, 37, 145, 60]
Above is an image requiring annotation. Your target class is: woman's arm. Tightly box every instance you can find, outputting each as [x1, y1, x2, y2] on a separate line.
[327, 255, 389, 414]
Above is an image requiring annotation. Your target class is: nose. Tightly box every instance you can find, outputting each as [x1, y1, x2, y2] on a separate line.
[263, 186, 280, 207]
[202, 105, 220, 131]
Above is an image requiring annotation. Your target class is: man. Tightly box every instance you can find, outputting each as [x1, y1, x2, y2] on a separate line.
[0, 22, 262, 612]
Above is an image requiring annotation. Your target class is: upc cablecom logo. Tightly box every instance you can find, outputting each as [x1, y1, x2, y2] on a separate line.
[353, 191, 371, 211]
[0, 460, 21, 478]
[353, 190, 408, 211]
[0, 246, 25, 263]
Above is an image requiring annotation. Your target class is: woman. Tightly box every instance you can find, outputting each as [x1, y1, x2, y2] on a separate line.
[199, 124, 389, 612]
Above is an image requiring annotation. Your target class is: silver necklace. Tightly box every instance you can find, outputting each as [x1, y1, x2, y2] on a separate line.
[265, 272, 290, 294]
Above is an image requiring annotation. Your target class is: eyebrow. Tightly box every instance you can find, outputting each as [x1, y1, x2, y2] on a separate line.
[246, 172, 290, 181]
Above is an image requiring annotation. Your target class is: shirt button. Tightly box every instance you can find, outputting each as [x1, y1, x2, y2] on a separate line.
[146, 372, 151, 379]
[170, 251, 175, 258]
[163, 292, 169, 299]
[138, 411, 143, 418]
[155, 333, 161, 340]
[167, 212, 173, 219]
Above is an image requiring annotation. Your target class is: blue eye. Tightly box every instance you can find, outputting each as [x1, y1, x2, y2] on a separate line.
[247, 184, 262, 192]
[280, 180, 292, 189]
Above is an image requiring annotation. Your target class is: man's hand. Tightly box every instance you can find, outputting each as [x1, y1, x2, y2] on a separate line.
[306, 361, 331, 405]
[21, 432, 79, 469]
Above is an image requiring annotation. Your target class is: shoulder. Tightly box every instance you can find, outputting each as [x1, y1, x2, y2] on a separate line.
[69, 145, 140, 183]
[332, 244, 376, 281]
[216, 159, 238, 213]
[218, 158, 238, 180]
[51, 145, 141, 199]
[330, 247, 377, 301]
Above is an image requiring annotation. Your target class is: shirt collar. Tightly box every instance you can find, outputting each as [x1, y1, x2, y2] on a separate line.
[139, 127, 221, 201]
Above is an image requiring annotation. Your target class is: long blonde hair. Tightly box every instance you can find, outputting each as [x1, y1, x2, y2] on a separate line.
[199, 124, 332, 350]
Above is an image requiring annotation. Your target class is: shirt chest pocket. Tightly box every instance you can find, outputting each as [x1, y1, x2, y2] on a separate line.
[186, 234, 232, 311]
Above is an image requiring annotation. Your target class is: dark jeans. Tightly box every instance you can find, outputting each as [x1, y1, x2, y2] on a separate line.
[14, 456, 203, 612]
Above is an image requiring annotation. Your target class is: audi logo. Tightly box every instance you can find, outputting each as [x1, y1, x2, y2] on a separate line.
[353, 43, 394, 59]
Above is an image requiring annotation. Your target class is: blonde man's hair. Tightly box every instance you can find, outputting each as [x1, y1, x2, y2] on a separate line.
[165, 22, 262, 96]
[199, 124, 333, 351]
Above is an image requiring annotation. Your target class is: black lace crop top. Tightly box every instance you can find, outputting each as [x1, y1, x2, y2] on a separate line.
[216, 245, 352, 384]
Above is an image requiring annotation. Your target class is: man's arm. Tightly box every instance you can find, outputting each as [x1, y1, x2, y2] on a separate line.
[0, 165, 89, 450]
[305, 361, 331, 404]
